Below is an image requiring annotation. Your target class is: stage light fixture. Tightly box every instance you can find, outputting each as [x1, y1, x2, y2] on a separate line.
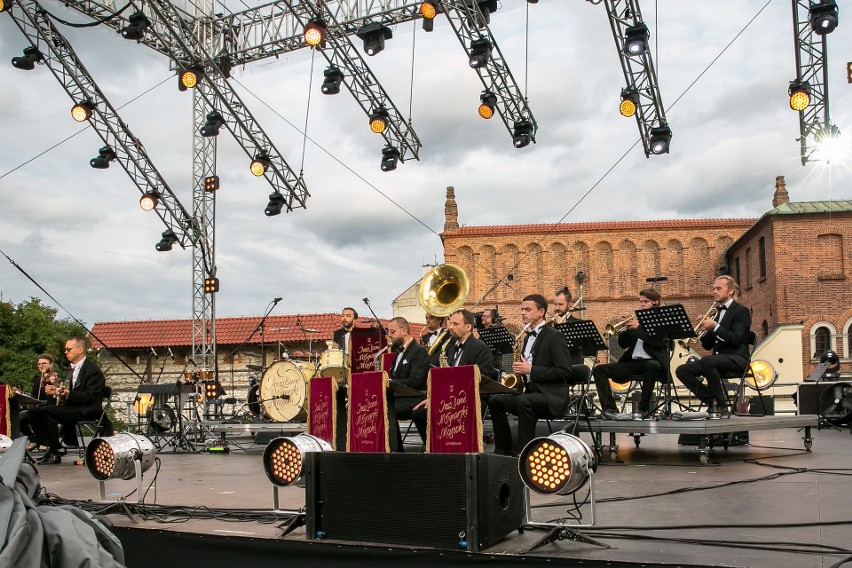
[121, 12, 150, 41]
[788, 79, 811, 111]
[203, 380, 222, 398]
[204, 175, 220, 192]
[71, 101, 95, 122]
[623, 23, 650, 56]
[472, 0, 498, 26]
[133, 393, 154, 416]
[155, 229, 178, 252]
[512, 120, 533, 148]
[420, 1, 440, 31]
[178, 65, 203, 91]
[609, 378, 632, 395]
[303, 18, 327, 47]
[809, 0, 838, 35]
[527, 0, 539, 3]
[250, 154, 271, 176]
[369, 107, 390, 134]
[203, 277, 219, 294]
[821, 350, 841, 379]
[86, 433, 156, 481]
[519, 432, 596, 495]
[649, 125, 672, 155]
[90, 145, 117, 169]
[265, 191, 286, 216]
[199, 110, 225, 137]
[848, 61, 852, 83]
[139, 191, 159, 211]
[619, 89, 639, 117]
[0, 0, 7, 13]
[11, 45, 43, 70]
[478, 91, 497, 119]
[468, 37, 492, 69]
[216, 56, 232, 79]
[356, 22, 393, 56]
[746, 360, 778, 390]
[263, 434, 332, 487]
[381, 145, 400, 172]
[321, 66, 344, 95]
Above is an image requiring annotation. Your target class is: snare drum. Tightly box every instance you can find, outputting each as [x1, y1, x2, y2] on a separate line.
[259, 360, 315, 422]
[318, 349, 347, 384]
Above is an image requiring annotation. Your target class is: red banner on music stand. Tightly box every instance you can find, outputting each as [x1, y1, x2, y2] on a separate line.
[347, 371, 389, 453]
[0, 385, 11, 437]
[349, 326, 384, 375]
[426, 365, 483, 454]
[307, 376, 337, 449]
[381, 352, 396, 373]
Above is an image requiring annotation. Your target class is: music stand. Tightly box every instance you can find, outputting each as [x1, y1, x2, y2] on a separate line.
[554, 320, 608, 438]
[635, 304, 695, 417]
[479, 326, 514, 374]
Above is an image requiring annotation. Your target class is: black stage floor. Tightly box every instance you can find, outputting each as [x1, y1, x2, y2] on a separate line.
[35, 423, 852, 568]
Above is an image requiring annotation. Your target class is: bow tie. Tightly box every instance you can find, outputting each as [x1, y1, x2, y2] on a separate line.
[527, 330, 538, 337]
[717, 304, 728, 311]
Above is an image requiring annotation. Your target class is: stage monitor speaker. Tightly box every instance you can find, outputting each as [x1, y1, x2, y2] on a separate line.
[304, 452, 525, 552]
[797, 382, 835, 415]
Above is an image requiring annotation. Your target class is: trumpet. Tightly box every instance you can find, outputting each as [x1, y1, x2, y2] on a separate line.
[604, 315, 636, 337]
[679, 303, 718, 347]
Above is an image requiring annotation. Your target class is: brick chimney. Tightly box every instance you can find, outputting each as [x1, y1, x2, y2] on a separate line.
[772, 175, 789, 208]
[444, 186, 459, 232]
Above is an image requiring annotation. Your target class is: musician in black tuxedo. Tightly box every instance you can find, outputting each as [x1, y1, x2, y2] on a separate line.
[331, 307, 358, 450]
[421, 314, 450, 367]
[332, 307, 358, 354]
[593, 288, 669, 417]
[29, 337, 105, 464]
[386, 317, 430, 452]
[488, 294, 575, 456]
[411, 309, 499, 441]
[676, 276, 752, 416]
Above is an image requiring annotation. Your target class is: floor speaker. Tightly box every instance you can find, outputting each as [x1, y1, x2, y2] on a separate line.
[304, 452, 526, 551]
[797, 382, 834, 415]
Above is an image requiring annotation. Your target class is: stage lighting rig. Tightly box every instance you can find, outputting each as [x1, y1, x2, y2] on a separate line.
[649, 125, 672, 155]
[512, 120, 533, 148]
[71, 100, 95, 122]
[420, 1, 440, 31]
[11, 45, 42, 70]
[90, 145, 117, 169]
[619, 89, 638, 117]
[303, 18, 327, 48]
[788, 79, 811, 111]
[478, 91, 497, 119]
[265, 191, 286, 216]
[204, 175, 220, 192]
[178, 65, 203, 91]
[121, 12, 150, 41]
[381, 145, 400, 172]
[199, 110, 225, 137]
[809, 0, 838, 35]
[622, 23, 649, 56]
[356, 22, 392, 56]
[250, 154, 271, 176]
[155, 229, 178, 252]
[369, 107, 390, 134]
[203, 277, 220, 293]
[468, 37, 492, 68]
[139, 191, 159, 211]
[321, 66, 344, 95]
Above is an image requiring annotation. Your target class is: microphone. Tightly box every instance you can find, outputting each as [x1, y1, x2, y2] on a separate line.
[362, 297, 370, 305]
[273, 297, 283, 303]
[167, 347, 174, 358]
[646, 276, 668, 282]
[150, 347, 158, 358]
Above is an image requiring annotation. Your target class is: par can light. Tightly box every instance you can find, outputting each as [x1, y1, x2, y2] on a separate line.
[85, 433, 156, 481]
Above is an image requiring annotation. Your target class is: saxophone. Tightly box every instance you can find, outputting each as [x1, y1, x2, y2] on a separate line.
[500, 324, 530, 389]
[438, 339, 450, 367]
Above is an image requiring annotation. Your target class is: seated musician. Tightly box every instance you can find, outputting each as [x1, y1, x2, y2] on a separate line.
[421, 313, 450, 367]
[27, 337, 105, 464]
[676, 276, 752, 417]
[487, 294, 574, 457]
[332, 306, 357, 450]
[592, 288, 668, 419]
[386, 317, 430, 452]
[411, 309, 500, 443]
[20, 354, 59, 451]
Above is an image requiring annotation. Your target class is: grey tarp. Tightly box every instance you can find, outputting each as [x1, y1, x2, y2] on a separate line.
[0, 438, 126, 567]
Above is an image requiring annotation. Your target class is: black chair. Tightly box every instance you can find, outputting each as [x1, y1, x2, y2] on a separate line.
[71, 386, 115, 456]
[720, 332, 767, 416]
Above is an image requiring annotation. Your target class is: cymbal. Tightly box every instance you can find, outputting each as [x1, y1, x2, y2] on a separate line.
[246, 364, 264, 372]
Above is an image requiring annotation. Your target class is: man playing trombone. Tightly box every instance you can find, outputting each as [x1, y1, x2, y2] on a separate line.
[592, 288, 668, 418]
[676, 276, 752, 417]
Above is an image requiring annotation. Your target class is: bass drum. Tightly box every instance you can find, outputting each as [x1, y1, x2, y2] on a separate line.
[318, 349, 347, 385]
[259, 360, 316, 422]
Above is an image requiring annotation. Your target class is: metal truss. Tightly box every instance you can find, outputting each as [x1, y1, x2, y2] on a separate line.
[6, 0, 197, 247]
[602, 0, 668, 158]
[791, 0, 833, 166]
[441, 0, 537, 145]
[282, 0, 421, 161]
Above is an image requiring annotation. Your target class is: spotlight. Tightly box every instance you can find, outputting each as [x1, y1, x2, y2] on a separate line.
[133, 393, 154, 416]
[788, 79, 811, 111]
[263, 434, 332, 487]
[86, 433, 156, 481]
[199, 110, 225, 137]
[623, 23, 649, 56]
[216, 56, 232, 78]
[512, 120, 533, 148]
[746, 360, 778, 390]
[203, 277, 219, 293]
[178, 65, 203, 91]
[619, 89, 639, 117]
[821, 350, 841, 379]
[468, 37, 492, 69]
[0, 0, 7, 12]
[519, 432, 596, 495]
[321, 66, 344, 95]
[71, 101, 95, 123]
[809, 0, 838, 35]
[303, 18, 327, 47]
[478, 91, 497, 119]
[420, 1, 439, 31]
[90, 145, 117, 169]
[155, 229, 178, 252]
[356, 22, 393, 56]
[139, 191, 159, 211]
[204, 175, 220, 192]
[265, 191, 285, 216]
[11, 45, 43, 70]
[380, 145, 400, 172]
[649, 125, 672, 155]
[472, 0, 498, 26]
[250, 154, 271, 176]
[121, 12, 150, 41]
[369, 107, 390, 134]
[203, 380, 223, 398]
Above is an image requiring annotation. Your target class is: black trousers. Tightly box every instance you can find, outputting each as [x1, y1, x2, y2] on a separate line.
[389, 395, 425, 452]
[676, 353, 747, 407]
[593, 359, 662, 412]
[487, 392, 553, 457]
[28, 404, 100, 452]
[335, 387, 348, 451]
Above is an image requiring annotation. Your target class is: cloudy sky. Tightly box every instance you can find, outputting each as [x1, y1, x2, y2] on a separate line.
[1, 0, 850, 328]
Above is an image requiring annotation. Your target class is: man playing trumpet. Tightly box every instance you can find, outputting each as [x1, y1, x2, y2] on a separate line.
[593, 288, 668, 418]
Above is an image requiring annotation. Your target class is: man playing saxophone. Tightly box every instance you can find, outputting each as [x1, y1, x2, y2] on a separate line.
[593, 288, 668, 418]
[676, 276, 752, 417]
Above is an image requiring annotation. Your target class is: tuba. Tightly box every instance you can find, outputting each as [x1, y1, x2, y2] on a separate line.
[418, 264, 470, 318]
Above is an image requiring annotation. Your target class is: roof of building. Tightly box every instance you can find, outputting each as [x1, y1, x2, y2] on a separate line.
[768, 200, 852, 215]
[441, 218, 756, 237]
[90, 314, 426, 349]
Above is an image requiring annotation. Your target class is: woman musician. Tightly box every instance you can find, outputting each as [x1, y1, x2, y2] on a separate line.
[21, 354, 60, 452]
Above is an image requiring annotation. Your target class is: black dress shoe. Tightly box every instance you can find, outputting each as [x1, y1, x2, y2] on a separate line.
[38, 452, 62, 465]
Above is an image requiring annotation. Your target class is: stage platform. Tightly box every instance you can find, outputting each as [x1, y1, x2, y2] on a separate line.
[32, 418, 852, 568]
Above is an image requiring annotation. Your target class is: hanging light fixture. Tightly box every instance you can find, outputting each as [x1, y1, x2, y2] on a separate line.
[90, 145, 117, 169]
[264, 191, 286, 216]
[380, 145, 400, 172]
[623, 23, 650, 56]
[303, 18, 327, 47]
[512, 120, 533, 148]
[178, 65, 203, 91]
[649, 125, 672, 155]
[139, 191, 159, 211]
[788, 79, 811, 111]
[356, 22, 393, 56]
[11, 45, 43, 70]
[619, 89, 639, 117]
[155, 229, 178, 252]
[809, 0, 839, 35]
[121, 12, 151, 41]
[321, 66, 344, 95]
[250, 154, 271, 176]
[71, 101, 95, 123]
[468, 37, 492, 68]
[478, 91, 497, 119]
[199, 110, 226, 137]
[369, 107, 390, 134]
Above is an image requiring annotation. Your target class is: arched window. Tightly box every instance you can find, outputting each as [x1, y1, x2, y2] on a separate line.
[810, 324, 834, 359]
[843, 318, 852, 359]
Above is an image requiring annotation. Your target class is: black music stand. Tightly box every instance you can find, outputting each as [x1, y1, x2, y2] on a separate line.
[479, 326, 514, 374]
[635, 304, 695, 417]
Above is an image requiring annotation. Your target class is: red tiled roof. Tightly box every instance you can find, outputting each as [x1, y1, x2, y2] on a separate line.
[442, 218, 756, 237]
[91, 314, 426, 349]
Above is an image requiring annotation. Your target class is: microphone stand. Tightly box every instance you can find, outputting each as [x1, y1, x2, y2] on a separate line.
[226, 298, 282, 376]
[362, 298, 388, 336]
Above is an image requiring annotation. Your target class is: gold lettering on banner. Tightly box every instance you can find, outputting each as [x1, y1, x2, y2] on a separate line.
[312, 391, 331, 436]
[269, 366, 305, 411]
[354, 393, 380, 440]
[354, 341, 380, 373]
[436, 389, 469, 445]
